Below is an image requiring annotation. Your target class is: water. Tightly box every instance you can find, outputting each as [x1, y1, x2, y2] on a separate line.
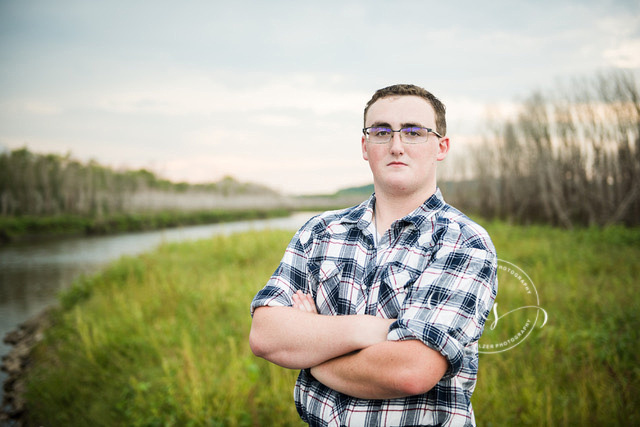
[0, 212, 314, 404]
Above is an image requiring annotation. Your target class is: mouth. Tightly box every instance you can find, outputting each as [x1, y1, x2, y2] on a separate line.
[387, 161, 408, 167]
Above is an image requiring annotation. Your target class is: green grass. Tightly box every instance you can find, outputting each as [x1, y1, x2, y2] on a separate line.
[23, 223, 640, 426]
[25, 230, 304, 426]
[0, 208, 291, 243]
[474, 223, 640, 426]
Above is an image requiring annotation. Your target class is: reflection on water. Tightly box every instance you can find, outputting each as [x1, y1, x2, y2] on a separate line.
[0, 212, 315, 402]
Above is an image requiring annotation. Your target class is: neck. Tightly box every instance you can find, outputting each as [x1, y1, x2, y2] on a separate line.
[374, 184, 436, 233]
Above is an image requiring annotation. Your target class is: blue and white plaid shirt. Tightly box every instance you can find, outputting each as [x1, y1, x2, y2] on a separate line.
[251, 189, 498, 426]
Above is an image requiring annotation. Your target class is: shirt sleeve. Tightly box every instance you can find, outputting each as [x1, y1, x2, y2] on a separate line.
[387, 239, 498, 379]
[250, 228, 311, 316]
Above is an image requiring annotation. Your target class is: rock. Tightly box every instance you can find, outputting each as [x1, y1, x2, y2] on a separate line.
[1, 308, 54, 426]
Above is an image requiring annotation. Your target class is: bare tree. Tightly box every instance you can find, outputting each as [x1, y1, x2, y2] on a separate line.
[474, 70, 639, 227]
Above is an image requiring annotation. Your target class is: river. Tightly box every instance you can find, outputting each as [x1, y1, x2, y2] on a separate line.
[0, 212, 315, 404]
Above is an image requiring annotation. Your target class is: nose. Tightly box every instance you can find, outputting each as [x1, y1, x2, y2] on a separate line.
[389, 131, 404, 155]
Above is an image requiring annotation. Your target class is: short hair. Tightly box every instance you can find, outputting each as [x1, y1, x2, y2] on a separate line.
[363, 84, 447, 136]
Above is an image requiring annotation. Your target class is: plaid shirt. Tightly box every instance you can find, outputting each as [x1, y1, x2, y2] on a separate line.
[251, 189, 498, 426]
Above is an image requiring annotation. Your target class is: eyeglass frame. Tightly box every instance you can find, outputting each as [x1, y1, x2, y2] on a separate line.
[362, 126, 443, 144]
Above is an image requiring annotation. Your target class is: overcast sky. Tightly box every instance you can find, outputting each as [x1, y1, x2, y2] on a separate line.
[1, 0, 639, 194]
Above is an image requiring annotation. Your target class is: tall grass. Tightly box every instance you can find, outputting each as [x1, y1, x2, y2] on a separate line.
[474, 223, 640, 426]
[24, 223, 640, 426]
[26, 230, 304, 426]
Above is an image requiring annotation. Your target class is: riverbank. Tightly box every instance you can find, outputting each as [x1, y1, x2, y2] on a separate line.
[19, 230, 303, 425]
[0, 193, 366, 245]
[0, 212, 318, 425]
[0, 207, 293, 244]
[1, 308, 52, 425]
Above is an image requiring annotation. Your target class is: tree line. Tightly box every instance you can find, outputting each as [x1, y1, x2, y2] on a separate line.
[0, 149, 277, 217]
[449, 69, 639, 228]
[3, 69, 638, 227]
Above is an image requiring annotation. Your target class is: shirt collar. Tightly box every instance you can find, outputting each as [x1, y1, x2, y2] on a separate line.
[337, 193, 375, 230]
[338, 188, 446, 232]
[403, 188, 446, 230]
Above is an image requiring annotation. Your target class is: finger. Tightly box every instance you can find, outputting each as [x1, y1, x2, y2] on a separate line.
[302, 297, 313, 312]
[292, 292, 301, 309]
[293, 291, 311, 312]
[303, 294, 318, 313]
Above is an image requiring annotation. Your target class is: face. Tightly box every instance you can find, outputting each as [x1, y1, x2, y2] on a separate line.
[362, 95, 450, 198]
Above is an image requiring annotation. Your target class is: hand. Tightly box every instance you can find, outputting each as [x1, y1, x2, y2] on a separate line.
[292, 290, 394, 345]
[292, 290, 318, 314]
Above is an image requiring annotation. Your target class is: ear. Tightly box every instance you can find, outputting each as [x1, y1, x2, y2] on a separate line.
[361, 135, 369, 161]
[436, 137, 450, 161]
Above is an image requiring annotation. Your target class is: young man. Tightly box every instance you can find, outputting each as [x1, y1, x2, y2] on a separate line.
[250, 84, 498, 426]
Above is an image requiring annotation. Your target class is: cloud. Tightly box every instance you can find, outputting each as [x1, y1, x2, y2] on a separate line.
[0, 99, 62, 115]
[253, 114, 301, 128]
[604, 39, 640, 68]
[596, 15, 640, 68]
[94, 71, 368, 117]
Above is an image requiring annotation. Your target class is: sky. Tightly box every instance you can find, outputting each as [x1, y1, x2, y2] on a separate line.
[1, 0, 639, 195]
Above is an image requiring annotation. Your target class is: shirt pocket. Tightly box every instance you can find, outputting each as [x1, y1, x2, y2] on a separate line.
[376, 264, 419, 318]
[308, 260, 345, 315]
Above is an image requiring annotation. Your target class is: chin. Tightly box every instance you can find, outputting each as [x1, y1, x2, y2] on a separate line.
[382, 181, 412, 194]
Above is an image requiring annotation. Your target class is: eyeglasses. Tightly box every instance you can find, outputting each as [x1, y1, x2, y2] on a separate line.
[362, 126, 443, 144]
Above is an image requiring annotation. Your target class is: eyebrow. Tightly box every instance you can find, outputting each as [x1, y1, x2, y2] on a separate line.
[368, 121, 425, 128]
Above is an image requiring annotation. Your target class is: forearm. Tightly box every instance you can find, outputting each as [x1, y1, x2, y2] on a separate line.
[249, 306, 393, 369]
[310, 340, 448, 399]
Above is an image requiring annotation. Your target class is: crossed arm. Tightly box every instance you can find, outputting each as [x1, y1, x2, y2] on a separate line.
[249, 291, 447, 399]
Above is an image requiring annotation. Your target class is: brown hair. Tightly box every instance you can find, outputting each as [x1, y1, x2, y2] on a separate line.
[363, 84, 447, 136]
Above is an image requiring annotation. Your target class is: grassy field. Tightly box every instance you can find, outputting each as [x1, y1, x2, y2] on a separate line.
[23, 222, 640, 426]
